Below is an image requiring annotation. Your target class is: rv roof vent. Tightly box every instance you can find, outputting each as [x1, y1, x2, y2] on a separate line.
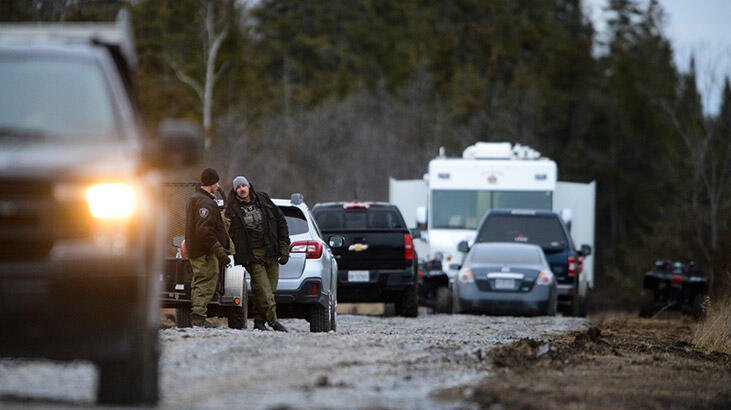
[462, 142, 512, 159]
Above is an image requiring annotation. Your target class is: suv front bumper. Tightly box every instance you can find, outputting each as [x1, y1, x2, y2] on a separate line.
[0, 257, 152, 362]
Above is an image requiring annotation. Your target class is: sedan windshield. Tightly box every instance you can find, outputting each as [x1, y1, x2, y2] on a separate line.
[0, 55, 118, 141]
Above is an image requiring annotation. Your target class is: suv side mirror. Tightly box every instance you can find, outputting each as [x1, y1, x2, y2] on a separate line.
[409, 228, 421, 239]
[457, 240, 470, 253]
[328, 235, 345, 249]
[153, 119, 204, 168]
[580, 244, 592, 256]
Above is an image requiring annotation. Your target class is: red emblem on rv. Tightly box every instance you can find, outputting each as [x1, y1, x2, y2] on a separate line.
[487, 174, 497, 184]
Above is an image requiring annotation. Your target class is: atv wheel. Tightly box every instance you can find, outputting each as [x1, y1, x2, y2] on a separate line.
[638, 291, 656, 318]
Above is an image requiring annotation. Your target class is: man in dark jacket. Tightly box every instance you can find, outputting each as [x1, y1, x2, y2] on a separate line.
[225, 175, 290, 332]
[185, 168, 231, 328]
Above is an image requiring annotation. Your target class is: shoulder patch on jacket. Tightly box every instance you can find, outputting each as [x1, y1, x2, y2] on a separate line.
[199, 207, 209, 218]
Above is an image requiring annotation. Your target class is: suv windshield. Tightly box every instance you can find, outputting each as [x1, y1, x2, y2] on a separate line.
[314, 209, 404, 230]
[476, 214, 568, 251]
[0, 55, 118, 141]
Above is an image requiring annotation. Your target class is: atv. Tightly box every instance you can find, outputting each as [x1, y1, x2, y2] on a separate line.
[639, 260, 708, 319]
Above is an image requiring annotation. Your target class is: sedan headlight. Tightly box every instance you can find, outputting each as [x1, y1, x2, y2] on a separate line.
[86, 183, 137, 219]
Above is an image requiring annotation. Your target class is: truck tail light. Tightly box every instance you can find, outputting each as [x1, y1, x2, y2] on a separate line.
[567, 256, 577, 277]
[290, 240, 323, 259]
[404, 234, 414, 261]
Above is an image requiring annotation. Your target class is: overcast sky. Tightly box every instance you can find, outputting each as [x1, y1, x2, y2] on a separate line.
[585, 0, 731, 114]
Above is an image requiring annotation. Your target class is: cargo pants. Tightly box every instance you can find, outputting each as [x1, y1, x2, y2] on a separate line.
[246, 248, 279, 324]
[190, 254, 220, 320]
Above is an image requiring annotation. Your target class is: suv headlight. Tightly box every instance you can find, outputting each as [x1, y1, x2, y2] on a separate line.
[86, 183, 137, 219]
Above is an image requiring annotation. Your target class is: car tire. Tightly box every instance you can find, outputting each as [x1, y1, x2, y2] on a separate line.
[546, 293, 557, 316]
[577, 296, 587, 318]
[97, 328, 159, 405]
[435, 286, 452, 314]
[330, 294, 337, 332]
[310, 304, 331, 333]
[638, 290, 655, 318]
[396, 285, 418, 317]
[176, 308, 191, 328]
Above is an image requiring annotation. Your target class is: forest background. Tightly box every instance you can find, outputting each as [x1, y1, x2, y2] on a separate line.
[3, 0, 730, 308]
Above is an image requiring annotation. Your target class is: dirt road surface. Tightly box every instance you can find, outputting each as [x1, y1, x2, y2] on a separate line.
[438, 315, 731, 409]
[0, 314, 585, 409]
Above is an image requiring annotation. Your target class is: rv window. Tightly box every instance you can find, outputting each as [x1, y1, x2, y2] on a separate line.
[431, 190, 553, 230]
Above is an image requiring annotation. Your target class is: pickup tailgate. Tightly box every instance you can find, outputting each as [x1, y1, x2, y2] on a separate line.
[325, 230, 406, 270]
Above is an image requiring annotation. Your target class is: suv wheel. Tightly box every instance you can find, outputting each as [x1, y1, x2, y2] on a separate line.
[434, 286, 452, 314]
[330, 293, 337, 332]
[176, 308, 191, 328]
[395, 285, 418, 317]
[97, 328, 159, 405]
[309, 303, 331, 332]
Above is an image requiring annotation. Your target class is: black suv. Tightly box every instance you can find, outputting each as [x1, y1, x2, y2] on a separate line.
[312, 202, 418, 317]
[466, 209, 591, 316]
[0, 15, 200, 405]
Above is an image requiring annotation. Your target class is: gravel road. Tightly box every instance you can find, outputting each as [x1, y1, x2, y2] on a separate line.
[0, 314, 586, 409]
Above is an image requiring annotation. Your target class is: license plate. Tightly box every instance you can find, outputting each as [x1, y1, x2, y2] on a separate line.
[348, 270, 370, 282]
[494, 279, 514, 290]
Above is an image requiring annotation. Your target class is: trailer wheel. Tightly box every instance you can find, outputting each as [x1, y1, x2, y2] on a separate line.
[435, 286, 452, 314]
[176, 308, 191, 328]
[97, 328, 159, 405]
[227, 282, 248, 329]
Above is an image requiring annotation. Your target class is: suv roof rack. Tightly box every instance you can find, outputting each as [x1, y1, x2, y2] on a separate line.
[0, 9, 137, 68]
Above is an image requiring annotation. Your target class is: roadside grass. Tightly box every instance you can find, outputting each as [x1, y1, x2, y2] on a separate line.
[693, 295, 731, 354]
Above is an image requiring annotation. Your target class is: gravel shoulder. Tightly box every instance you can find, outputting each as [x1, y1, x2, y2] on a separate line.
[0, 313, 585, 409]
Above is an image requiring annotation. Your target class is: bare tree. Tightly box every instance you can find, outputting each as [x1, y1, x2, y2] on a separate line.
[167, 0, 230, 151]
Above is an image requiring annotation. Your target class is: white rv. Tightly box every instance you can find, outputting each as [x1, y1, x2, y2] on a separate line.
[389, 142, 595, 311]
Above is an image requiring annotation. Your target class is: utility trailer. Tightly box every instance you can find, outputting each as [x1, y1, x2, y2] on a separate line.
[160, 182, 247, 328]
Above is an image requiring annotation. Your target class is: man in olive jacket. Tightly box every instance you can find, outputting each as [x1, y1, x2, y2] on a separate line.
[225, 175, 290, 332]
[185, 168, 231, 328]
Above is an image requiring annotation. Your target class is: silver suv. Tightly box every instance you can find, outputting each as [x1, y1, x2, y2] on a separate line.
[247, 194, 339, 332]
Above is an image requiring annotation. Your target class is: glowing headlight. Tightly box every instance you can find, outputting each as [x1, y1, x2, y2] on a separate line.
[86, 183, 137, 219]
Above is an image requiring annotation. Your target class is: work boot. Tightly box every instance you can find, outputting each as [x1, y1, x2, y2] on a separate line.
[253, 319, 270, 331]
[191, 315, 217, 328]
[269, 321, 288, 332]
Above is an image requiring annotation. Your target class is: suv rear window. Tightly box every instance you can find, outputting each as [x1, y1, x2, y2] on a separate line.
[476, 215, 568, 251]
[313, 209, 405, 230]
[279, 206, 308, 235]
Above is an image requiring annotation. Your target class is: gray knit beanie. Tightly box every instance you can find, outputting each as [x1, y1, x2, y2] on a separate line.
[232, 176, 250, 189]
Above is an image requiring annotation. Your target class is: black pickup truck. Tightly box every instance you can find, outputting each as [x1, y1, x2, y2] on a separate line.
[312, 202, 418, 317]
